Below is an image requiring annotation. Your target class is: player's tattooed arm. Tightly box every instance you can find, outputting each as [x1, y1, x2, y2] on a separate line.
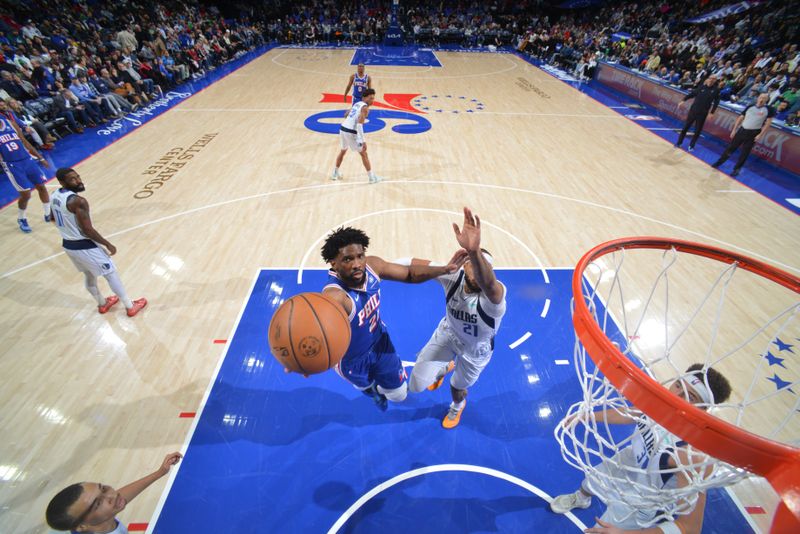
[70, 196, 117, 255]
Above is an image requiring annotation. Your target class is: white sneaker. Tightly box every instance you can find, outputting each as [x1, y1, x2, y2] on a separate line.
[368, 174, 382, 184]
[550, 490, 592, 514]
[331, 172, 342, 181]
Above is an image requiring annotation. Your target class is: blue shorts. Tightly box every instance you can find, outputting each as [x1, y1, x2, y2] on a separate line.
[336, 331, 406, 390]
[1, 158, 46, 191]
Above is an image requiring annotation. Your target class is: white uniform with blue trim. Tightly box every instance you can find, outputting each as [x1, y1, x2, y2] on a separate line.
[51, 188, 116, 276]
[583, 416, 683, 531]
[339, 101, 368, 153]
[411, 269, 506, 390]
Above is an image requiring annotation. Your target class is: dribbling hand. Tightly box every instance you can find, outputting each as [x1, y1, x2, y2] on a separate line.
[452, 207, 481, 253]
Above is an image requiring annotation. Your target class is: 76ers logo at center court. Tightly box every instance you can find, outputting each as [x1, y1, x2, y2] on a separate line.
[304, 93, 432, 135]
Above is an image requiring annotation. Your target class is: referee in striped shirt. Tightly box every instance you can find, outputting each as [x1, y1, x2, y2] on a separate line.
[712, 93, 775, 176]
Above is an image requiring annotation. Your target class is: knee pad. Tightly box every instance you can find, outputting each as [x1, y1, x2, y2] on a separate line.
[378, 381, 408, 402]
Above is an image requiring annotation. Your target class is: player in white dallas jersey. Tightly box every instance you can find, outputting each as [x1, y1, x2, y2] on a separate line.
[331, 88, 382, 184]
[50, 168, 147, 316]
[551, 364, 732, 534]
[408, 207, 506, 428]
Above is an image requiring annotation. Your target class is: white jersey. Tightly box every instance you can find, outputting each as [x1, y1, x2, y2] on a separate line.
[51, 188, 87, 242]
[342, 101, 368, 130]
[584, 415, 683, 527]
[437, 270, 506, 352]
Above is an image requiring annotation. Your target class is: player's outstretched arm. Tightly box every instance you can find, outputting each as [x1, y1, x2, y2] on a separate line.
[70, 196, 117, 255]
[452, 207, 504, 304]
[367, 253, 466, 284]
[322, 286, 353, 316]
[117, 452, 182, 504]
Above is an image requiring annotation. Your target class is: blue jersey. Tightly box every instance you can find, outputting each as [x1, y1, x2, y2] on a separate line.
[0, 116, 30, 162]
[324, 264, 384, 362]
[352, 73, 369, 102]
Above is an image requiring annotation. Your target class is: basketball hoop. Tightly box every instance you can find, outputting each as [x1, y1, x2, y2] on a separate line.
[556, 237, 800, 532]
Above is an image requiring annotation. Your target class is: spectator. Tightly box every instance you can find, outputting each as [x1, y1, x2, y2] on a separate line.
[53, 81, 90, 132]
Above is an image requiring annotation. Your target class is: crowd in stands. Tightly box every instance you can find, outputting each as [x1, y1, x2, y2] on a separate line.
[260, 0, 799, 130]
[1, 0, 798, 157]
[514, 0, 800, 129]
[0, 0, 264, 153]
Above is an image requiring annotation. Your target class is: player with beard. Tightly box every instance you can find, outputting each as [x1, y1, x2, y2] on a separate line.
[50, 168, 147, 316]
[407, 207, 507, 428]
[319, 226, 467, 410]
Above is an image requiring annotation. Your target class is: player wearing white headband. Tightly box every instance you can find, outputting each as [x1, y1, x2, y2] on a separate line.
[551, 364, 732, 534]
[405, 207, 507, 429]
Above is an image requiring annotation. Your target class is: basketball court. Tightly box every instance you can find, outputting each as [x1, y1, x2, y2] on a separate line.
[0, 46, 797, 533]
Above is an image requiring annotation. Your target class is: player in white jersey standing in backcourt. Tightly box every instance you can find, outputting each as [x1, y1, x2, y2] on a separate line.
[50, 167, 147, 316]
[332, 88, 382, 184]
[408, 207, 507, 428]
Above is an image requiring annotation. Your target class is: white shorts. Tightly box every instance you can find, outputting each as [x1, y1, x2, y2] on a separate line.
[409, 318, 492, 391]
[65, 246, 116, 277]
[339, 130, 364, 152]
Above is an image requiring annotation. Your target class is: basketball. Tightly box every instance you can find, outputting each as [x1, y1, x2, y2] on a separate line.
[268, 292, 351, 375]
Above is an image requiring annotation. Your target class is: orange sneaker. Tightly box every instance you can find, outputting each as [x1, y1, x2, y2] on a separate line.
[126, 298, 148, 317]
[98, 296, 119, 314]
[442, 399, 466, 429]
[428, 360, 455, 391]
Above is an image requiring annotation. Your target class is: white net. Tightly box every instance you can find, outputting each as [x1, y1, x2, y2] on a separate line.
[555, 244, 800, 528]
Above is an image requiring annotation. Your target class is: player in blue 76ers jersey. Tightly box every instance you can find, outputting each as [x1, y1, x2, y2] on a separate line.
[318, 226, 468, 411]
[343, 63, 372, 105]
[0, 114, 52, 233]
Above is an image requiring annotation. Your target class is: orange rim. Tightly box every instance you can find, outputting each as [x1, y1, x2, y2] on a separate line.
[572, 237, 800, 530]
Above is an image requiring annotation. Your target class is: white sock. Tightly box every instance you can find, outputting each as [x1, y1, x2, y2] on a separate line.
[451, 400, 465, 410]
[368, 171, 376, 179]
[18, 208, 26, 220]
[104, 270, 133, 308]
[43, 202, 51, 216]
[84, 273, 106, 306]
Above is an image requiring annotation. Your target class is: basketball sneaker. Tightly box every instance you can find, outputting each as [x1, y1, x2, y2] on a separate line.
[17, 219, 32, 233]
[549, 490, 592, 514]
[368, 174, 382, 184]
[98, 296, 120, 314]
[44, 213, 54, 223]
[428, 361, 455, 391]
[126, 298, 148, 317]
[331, 170, 342, 181]
[442, 399, 466, 429]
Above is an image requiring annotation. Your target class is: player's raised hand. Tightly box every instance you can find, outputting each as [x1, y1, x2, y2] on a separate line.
[452, 207, 481, 253]
[158, 452, 183, 475]
[444, 248, 469, 273]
